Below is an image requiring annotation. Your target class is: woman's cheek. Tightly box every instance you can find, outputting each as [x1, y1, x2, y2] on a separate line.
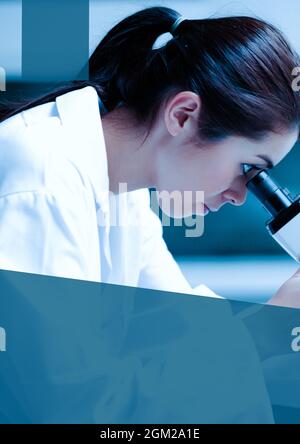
[208, 168, 236, 194]
[200, 175, 225, 195]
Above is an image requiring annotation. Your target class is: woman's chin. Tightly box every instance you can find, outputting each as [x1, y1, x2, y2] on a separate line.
[190, 201, 209, 217]
[159, 202, 208, 218]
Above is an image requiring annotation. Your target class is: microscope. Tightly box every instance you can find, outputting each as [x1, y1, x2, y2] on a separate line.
[245, 167, 300, 262]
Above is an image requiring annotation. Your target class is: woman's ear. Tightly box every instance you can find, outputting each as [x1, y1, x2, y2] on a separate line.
[164, 91, 201, 137]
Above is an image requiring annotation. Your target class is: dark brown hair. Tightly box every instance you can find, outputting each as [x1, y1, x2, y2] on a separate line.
[1, 6, 300, 141]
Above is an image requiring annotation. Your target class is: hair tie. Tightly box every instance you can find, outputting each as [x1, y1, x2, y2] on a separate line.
[170, 16, 188, 35]
[152, 15, 188, 50]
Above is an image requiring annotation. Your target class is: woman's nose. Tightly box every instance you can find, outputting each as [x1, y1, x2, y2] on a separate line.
[222, 177, 248, 207]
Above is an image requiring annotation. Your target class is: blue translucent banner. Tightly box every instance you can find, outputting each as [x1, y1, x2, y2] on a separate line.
[2, 269, 300, 423]
[22, 0, 89, 81]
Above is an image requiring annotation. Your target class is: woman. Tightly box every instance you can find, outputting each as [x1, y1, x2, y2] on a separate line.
[0, 6, 299, 306]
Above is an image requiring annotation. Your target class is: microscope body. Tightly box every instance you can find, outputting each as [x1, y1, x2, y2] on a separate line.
[246, 169, 300, 262]
[267, 198, 300, 263]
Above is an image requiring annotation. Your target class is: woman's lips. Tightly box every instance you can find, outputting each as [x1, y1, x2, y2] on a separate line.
[205, 204, 220, 213]
[192, 203, 213, 215]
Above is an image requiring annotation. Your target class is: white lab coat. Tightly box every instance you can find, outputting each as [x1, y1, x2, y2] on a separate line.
[0, 86, 220, 298]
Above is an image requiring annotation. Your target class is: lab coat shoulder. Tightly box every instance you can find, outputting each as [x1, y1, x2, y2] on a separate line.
[0, 99, 84, 200]
[0, 86, 107, 204]
[0, 88, 103, 281]
[0, 106, 50, 196]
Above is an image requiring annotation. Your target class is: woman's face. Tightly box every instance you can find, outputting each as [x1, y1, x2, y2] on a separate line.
[153, 92, 299, 218]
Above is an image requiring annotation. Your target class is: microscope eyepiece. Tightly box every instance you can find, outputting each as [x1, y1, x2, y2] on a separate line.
[246, 168, 293, 217]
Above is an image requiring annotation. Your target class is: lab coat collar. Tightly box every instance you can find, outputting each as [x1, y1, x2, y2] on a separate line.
[55, 86, 114, 275]
[55, 86, 110, 216]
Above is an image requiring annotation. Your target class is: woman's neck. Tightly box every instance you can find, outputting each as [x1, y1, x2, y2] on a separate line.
[101, 107, 156, 194]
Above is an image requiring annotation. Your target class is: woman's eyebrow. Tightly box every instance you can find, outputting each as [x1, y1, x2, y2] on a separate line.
[257, 155, 274, 169]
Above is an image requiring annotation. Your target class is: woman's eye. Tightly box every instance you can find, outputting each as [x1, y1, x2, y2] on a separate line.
[242, 164, 256, 175]
[241, 163, 263, 175]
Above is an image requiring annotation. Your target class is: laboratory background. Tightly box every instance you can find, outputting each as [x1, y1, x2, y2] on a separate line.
[1, 0, 300, 302]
